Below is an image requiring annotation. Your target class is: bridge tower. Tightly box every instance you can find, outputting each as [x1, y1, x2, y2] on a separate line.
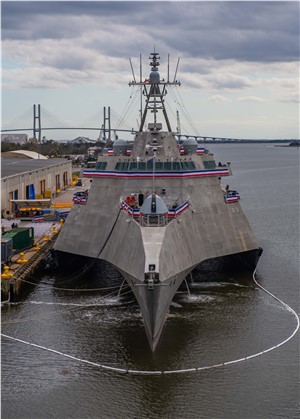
[102, 106, 112, 146]
[33, 104, 41, 143]
[176, 110, 181, 137]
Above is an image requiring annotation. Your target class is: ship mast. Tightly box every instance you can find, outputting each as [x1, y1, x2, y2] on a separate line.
[129, 52, 181, 132]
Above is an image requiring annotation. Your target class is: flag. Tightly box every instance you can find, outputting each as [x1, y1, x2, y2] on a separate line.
[225, 192, 240, 203]
[33, 216, 44, 222]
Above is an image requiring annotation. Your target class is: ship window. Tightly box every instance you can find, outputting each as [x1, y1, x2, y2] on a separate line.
[129, 162, 146, 170]
[181, 161, 196, 170]
[155, 162, 164, 171]
[163, 161, 181, 171]
[130, 162, 138, 170]
[146, 161, 154, 170]
[163, 162, 172, 171]
[125, 160, 197, 172]
[117, 162, 129, 170]
[138, 162, 146, 170]
[204, 160, 216, 169]
[96, 161, 108, 170]
[172, 162, 181, 171]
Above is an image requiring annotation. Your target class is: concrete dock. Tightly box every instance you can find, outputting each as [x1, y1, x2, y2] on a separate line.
[1, 178, 90, 302]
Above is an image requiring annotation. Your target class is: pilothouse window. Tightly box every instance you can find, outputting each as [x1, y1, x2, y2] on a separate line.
[181, 161, 196, 170]
[114, 160, 197, 171]
[203, 161, 216, 169]
[96, 161, 108, 170]
[115, 162, 129, 170]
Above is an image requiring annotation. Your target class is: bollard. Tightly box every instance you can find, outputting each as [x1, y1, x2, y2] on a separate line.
[52, 225, 57, 235]
[17, 252, 28, 264]
[1, 265, 14, 279]
[59, 219, 64, 227]
[33, 242, 41, 251]
[43, 234, 50, 242]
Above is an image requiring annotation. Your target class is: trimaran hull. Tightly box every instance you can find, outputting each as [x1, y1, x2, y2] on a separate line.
[55, 185, 261, 351]
[54, 51, 262, 351]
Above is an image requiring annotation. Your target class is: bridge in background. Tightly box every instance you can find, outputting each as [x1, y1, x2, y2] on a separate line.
[1, 104, 296, 144]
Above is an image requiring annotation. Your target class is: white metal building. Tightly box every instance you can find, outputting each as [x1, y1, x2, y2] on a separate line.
[1, 158, 72, 216]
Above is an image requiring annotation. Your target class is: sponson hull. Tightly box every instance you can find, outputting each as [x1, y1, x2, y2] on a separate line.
[54, 52, 262, 351]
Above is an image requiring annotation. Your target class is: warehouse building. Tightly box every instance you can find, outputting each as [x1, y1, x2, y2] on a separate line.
[1, 157, 72, 217]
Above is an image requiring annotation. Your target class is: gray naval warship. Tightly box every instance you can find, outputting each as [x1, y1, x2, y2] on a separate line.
[54, 52, 262, 351]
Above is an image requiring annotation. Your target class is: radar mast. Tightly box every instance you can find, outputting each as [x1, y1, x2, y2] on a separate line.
[129, 52, 181, 132]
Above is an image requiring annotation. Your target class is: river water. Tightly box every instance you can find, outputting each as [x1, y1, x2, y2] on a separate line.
[2, 143, 299, 419]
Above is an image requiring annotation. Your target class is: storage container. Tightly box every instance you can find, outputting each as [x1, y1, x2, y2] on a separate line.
[1, 238, 13, 263]
[2, 227, 34, 252]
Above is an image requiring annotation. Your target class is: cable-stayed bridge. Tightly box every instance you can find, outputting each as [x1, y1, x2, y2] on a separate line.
[1, 105, 137, 142]
[1, 104, 295, 143]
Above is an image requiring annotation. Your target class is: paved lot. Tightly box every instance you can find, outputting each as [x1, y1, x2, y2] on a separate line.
[53, 177, 90, 205]
[1, 179, 90, 265]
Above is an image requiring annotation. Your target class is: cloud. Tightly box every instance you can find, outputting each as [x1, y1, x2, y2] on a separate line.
[208, 73, 254, 90]
[2, 67, 82, 89]
[237, 96, 267, 103]
[3, 2, 298, 95]
[2, 1, 299, 62]
[209, 95, 230, 103]
[280, 92, 300, 104]
[2, 1, 299, 140]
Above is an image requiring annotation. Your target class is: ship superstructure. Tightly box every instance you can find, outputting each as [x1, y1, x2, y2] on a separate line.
[54, 52, 262, 351]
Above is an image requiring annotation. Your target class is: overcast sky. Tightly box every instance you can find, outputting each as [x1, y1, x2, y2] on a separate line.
[1, 1, 299, 140]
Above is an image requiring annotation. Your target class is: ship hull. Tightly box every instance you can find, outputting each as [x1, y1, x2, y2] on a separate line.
[54, 245, 262, 350]
[54, 132, 263, 351]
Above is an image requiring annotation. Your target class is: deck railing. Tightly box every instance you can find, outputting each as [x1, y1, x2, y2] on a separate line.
[121, 200, 190, 227]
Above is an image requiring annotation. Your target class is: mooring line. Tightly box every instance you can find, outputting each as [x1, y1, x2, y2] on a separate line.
[251, 270, 300, 349]
[1, 271, 299, 376]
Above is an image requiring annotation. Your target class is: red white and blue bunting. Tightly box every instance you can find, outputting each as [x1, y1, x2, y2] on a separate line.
[179, 147, 205, 155]
[83, 168, 229, 179]
[121, 200, 190, 218]
[224, 192, 240, 203]
[196, 147, 205, 155]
